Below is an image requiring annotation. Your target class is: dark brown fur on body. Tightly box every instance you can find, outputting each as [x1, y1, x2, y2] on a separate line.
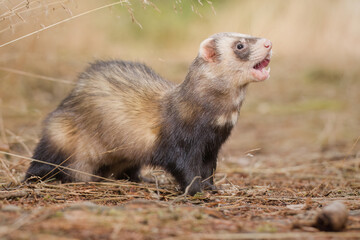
[26, 33, 272, 195]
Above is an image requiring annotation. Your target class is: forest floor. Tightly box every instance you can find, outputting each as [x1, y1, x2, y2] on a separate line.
[1, 120, 359, 239]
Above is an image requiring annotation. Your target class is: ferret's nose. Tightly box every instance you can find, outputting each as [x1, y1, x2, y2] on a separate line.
[264, 40, 272, 49]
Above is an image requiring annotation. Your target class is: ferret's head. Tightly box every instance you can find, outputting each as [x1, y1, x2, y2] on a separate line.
[198, 32, 272, 85]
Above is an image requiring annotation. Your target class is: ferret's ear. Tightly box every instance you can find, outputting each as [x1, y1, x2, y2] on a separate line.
[199, 38, 218, 63]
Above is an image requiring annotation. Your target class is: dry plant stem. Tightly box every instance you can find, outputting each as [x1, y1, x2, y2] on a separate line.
[38, 152, 77, 182]
[43, 142, 141, 181]
[0, 67, 74, 84]
[0, 1, 25, 18]
[215, 173, 227, 185]
[5, 129, 32, 156]
[0, 189, 42, 199]
[3, 141, 139, 183]
[170, 176, 201, 204]
[0, 100, 7, 146]
[0, 1, 128, 48]
[0, 157, 19, 184]
[0, 0, 71, 19]
[0, 0, 73, 34]
[144, 0, 161, 12]
[1, 150, 117, 183]
[201, 172, 214, 183]
[347, 135, 360, 156]
[62, 181, 177, 194]
[126, 5, 143, 29]
[183, 176, 201, 196]
[201, 172, 227, 186]
[150, 172, 160, 197]
[0, 108, 18, 183]
[206, 0, 216, 15]
[244, 148, 262, 154]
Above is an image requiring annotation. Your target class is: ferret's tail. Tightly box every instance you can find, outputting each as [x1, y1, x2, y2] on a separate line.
[24, 135, 72, 183]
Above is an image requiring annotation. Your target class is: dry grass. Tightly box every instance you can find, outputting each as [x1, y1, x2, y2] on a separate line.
[0, 151, 359, 239]
[0, 0, 360, 239]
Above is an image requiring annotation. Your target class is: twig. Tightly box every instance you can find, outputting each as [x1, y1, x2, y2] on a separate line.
[0, 100, 8, 147]
[5, 129, 32, 156]
[1, 150, 117, 183]
[150, 172, 160, 197]
[62, 181, 176, 194]
[0, 157, 19, 184]
[126, 5, 142, 29]
[170, 176, 201, 205]
[0, 189, 41, 199]
[0, 1, 128, 48]
[214, 173, 227, 185]
[0, 67, 74, 84]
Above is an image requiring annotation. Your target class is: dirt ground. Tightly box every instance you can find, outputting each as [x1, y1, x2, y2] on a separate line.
[1, 1, 360, 239]
[1, 118, 359, 239]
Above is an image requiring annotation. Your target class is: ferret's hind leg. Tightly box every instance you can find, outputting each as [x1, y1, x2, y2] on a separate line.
[70, 159, 99, 182]
[92, 164, 113, 181]
[25, 135, 73, 183]
[115, 164, 142, 182]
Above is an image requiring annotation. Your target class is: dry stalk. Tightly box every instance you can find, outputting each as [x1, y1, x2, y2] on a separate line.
[42, 142, 139, 182]
[126, 5, 142, 29]
[150, 172, 160, 197]
[0, 100, 8, 147]
[0, 0, 74, 34]
[0, 189, 42, 199]
[206, 0, 216, 15]
[5, 129, 32, 156]
[0, 1, 128, 48]
[0, 158, 19, 184]
[0, 67, 74, 84]
[347, 135, 360, 157]
[62, 181, 176, 194]
[1, 150, 118, 183]
[0, 0, 71, 19]
[214, 173, 227, 185]
[142, 0, 160, 13]
[0, 140, 139, 184]
[170, 176, 201, 205]
[38, 152, 76, 182]
[0, 108, 19, 184]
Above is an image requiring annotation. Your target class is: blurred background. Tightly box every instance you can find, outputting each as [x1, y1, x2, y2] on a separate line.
[0, 0, 359, 180]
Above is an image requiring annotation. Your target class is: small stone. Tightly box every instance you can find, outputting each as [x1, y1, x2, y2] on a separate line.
[314, 201, 348, 231]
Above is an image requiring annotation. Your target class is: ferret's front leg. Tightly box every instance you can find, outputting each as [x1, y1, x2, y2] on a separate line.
[162, 149, 202, 196]
[201, 151, 218, 191]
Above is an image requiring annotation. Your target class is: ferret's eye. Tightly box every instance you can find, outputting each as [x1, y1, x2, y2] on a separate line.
[236, 43, 244, 50]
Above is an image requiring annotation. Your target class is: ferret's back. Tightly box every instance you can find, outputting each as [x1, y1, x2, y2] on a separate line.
[77, 60, 174, 94]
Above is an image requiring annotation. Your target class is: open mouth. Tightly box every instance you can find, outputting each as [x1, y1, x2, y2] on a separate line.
[251, 54, 271, 81]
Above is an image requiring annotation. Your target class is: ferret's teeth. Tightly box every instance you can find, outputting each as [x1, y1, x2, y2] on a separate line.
[266, 67, 271, 74]
[261, 67, 271, 74]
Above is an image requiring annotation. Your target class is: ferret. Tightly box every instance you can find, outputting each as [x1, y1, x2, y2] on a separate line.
[25, 32, 272, 195]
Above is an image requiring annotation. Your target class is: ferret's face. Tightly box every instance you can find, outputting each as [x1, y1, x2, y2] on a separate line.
[199, 33, 272, 85]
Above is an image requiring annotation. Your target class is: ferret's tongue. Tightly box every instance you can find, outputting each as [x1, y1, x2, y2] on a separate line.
[251, 59, 270, 81]
[254, 59, 270, 70]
